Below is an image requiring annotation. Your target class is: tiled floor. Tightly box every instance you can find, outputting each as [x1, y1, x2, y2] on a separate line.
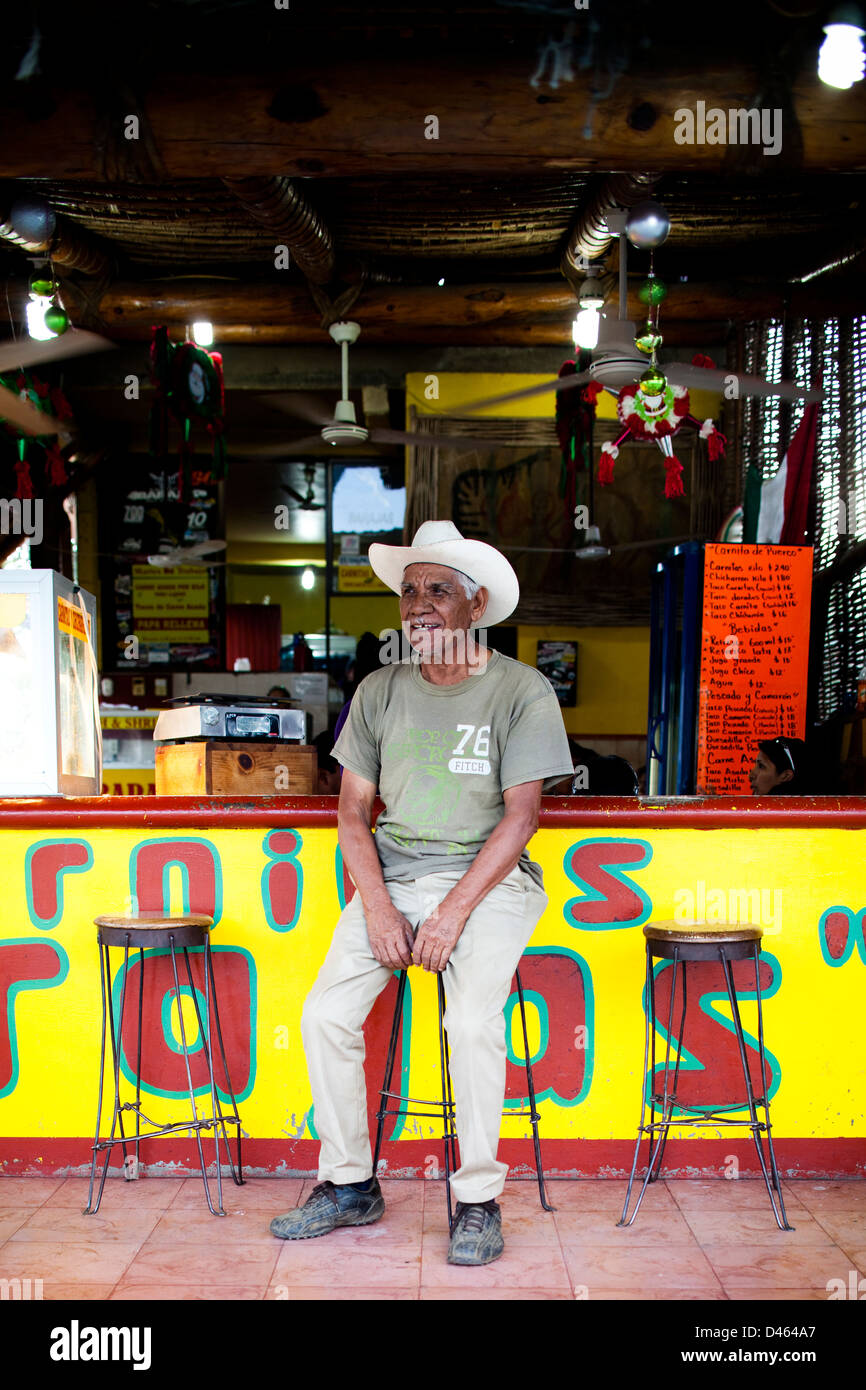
[0, 1176, 863, 1300]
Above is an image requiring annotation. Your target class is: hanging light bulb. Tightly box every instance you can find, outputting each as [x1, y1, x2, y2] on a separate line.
[818, 6, 865, 87]
[572, 269, 606, 350]
[300, 567, 316, 590]
[192, 321, 214, 346]
[26, 295, 58, 340]
[575, 525, 611, 561]
[572, 308, 600, 350]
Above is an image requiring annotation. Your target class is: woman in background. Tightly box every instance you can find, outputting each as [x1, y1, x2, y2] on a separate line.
[749, 737, 811, 795]
[333, 631, 386, 741]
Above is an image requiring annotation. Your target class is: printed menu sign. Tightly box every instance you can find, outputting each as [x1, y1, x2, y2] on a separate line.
[697, 544, 813, 794]
[132, 566, 210, 643]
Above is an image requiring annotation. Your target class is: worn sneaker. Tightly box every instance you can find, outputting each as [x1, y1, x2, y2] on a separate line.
[447, 1200, 504, 1265]
[270, 1179, 385, 1240]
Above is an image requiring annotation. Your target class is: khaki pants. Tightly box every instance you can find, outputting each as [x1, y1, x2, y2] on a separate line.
[301, 866, 548, 1205]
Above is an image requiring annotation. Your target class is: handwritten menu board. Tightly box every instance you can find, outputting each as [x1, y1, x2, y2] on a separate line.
[697, 545, 813, 794]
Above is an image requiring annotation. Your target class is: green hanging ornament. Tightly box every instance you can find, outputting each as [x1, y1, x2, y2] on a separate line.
[635, 326, 663, 354]
[639, 365, 667, 396]
[29, 275, 54, 298]
[43, 304, 69, 335]
[639, 276, 667, 306]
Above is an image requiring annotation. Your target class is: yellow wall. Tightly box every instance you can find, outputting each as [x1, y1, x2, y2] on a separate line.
[518, 625, 650, 736]
[405, 372, 721, 427]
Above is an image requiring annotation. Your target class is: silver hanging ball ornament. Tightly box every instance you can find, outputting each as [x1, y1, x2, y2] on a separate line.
[625, 200, 671, 250]
[9, 196, 56, 246]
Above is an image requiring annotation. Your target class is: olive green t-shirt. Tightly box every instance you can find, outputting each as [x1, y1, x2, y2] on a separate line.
[332, 649, 574, 889]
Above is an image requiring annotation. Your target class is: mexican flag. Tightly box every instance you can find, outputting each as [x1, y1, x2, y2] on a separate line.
[742, 400, 819, 544]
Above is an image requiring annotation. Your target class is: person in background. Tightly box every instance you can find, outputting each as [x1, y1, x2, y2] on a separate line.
[334, 631, 386, 741]
[266, 685, 292, 702]
[550, 740, 639, 795]
[313, 730, 341, 794]
[749, 736, 811, 795]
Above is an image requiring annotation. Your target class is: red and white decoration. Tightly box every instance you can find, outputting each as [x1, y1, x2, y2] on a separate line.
[597, 378, 727, 500]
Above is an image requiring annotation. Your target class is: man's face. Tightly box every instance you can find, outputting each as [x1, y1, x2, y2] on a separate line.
[749, 749, 791, 795]
[399, 563, 488, 661]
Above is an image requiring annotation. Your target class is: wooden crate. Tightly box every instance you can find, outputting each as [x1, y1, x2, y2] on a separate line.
[155, 741, 317, 796]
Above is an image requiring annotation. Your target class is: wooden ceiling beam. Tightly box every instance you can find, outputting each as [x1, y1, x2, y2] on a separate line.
[53, 276, 866, 344]
[1, 61, 864, 177]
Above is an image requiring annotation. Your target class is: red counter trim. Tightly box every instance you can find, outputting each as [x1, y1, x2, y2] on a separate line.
[2, 796, 866, 829]
[1, 1137, 863, 1179]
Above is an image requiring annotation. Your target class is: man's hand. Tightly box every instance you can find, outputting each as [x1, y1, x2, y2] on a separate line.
[412, 900, 468, 973]
[366, 902, 416, 970]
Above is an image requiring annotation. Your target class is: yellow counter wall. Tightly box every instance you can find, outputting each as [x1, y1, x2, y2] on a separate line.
[1, 801, 863, 1179]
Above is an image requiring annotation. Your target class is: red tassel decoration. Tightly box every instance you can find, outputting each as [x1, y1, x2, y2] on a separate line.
[708, 427, 727, 461]
[15, 440, 34, 500]
[664, 455, 685, 499]
[46, 442, 68, 486]
[598, 443, 618, 485]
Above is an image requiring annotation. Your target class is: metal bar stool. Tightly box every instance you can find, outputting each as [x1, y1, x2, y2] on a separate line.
[619, 923, 792, 1231]
[85, 913, 244, 1217]
[373, 967, 553, 1231]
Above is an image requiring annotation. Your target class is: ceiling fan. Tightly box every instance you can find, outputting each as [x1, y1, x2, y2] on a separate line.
[501, 534, 693, 562]
[0, 326, 116, 438]
[248, 321, 545, 456]
[426, 237, 822, 420]
[281, 462, 324, 509]
[144, 540, 227, 568]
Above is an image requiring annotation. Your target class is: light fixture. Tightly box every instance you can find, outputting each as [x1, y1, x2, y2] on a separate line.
[573, 308, 600, 351]
[437, 277, 445, 287]
[578, 273, 605, 311]
[300, 567, 316, 590]
[572, 269, 606, 350]
[192, 321, 214, 346]
[26, 295, 58, 341]
[819, 4, 865, 87]
[574, 525, 611, 561]
[25, 263, 68, 339]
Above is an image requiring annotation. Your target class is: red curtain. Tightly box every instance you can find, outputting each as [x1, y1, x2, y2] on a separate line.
[225, 605, 282, 672]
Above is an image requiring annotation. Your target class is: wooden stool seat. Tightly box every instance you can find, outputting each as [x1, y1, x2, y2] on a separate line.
[644, 922, 763, 944]
[643, 922, 763, 962]
[94, 914, 214, 948]
[94, 913, 214, 928]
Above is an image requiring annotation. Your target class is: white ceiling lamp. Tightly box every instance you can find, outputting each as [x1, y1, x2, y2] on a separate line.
[26, 296, 58, 341]
[572, 269, 606, 351]
[192, 321, 214, 346]
[300, 567, 316, 590]
[574, 524, 611, 561]
[818, 4, 865, 87]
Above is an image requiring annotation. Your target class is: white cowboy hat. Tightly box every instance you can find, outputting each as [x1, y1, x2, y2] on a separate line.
[368, 520, 520, 628]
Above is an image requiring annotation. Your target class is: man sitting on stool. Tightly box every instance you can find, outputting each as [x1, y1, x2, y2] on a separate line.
[270, 521, 573, 1265]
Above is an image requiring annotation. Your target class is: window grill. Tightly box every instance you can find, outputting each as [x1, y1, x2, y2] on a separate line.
[741, 315, 866, 722]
